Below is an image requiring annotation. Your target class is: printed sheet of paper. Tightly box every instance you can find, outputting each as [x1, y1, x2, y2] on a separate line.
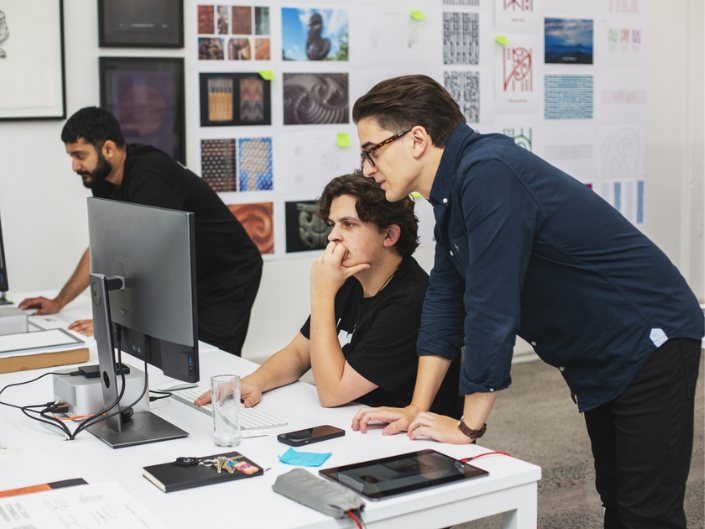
[0, 481, 167, 529]
[494, 36, 542, 114]
[494, 0, 542, 34]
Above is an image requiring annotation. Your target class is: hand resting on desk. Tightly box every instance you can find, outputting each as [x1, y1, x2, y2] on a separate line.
[195, 376, 262, 408]
[18, 296, 63, 315]
[352, 404, 420, 435]
[67, 319, 94, 337]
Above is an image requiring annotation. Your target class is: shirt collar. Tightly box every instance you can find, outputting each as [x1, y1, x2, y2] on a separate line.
[429, 123, 474, 207]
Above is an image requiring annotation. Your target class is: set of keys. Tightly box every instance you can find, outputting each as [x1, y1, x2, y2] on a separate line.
[173, 455, 259, 475]
[202, 456, 244, 474]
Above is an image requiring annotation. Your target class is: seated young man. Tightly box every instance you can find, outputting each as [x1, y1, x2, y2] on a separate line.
[196, 172, 461, 415]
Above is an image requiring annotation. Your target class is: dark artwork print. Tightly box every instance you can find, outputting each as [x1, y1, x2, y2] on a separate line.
[283, 73, 349, 125]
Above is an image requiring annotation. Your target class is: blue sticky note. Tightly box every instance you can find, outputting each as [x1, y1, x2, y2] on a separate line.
[279, 447, 332, 467]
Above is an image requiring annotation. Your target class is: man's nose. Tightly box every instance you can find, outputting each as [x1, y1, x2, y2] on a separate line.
[328, 225, 341, 242]
[362, 159, 376, 178]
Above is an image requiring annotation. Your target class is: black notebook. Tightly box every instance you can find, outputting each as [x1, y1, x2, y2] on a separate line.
[143, 451, 263, 493]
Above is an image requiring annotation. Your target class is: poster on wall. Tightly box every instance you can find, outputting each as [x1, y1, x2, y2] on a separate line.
[0, 0, 66, 121]
[285, 200, 332, 253]
[98, 0, 184, 48]
[283, 73, 349, 125]
[228, 202, 275, 254]
[199, 72, 272, 126]
[197, 5, 271, 60]
[281, 8, 348, 61]
[99, 57, 186, 163]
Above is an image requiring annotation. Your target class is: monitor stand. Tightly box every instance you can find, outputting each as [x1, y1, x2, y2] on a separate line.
[88, 273, 188, 449]
[0, 292, 12, 305]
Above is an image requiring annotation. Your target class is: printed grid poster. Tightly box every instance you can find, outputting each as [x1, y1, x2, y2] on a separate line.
[189, 0, 650, 260]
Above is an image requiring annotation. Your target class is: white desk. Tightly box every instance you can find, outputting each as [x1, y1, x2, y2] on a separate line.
[0, 293, 540, 529]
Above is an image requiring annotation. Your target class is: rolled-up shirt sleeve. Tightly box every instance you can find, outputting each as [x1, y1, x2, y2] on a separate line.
[422, 160, 542, 395]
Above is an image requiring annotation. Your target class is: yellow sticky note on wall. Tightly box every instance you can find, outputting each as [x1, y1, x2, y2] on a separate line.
[410, 11, 426, 20]
[337, 133, 351, 148]
[259, 70, 277, 80]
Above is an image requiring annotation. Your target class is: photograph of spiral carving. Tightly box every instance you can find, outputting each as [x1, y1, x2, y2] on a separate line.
[228, 203, 274, 254]
[238, 137, 273, 191]
[283, 73, 349, 125]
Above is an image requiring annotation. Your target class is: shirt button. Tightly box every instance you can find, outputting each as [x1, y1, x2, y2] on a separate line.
[530, 341, 537, 346]
[559, 366, 565, 372]
[443, 198, 448, 204]
[489, 388, 494, 392]
[449, 251, 454, 256]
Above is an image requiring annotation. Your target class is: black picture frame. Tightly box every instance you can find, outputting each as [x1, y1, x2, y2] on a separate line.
[99, 57, 186, 164]
[199, 72, 272, 127]
[0, 0, 66, 121]
[98, 0, 184, 48]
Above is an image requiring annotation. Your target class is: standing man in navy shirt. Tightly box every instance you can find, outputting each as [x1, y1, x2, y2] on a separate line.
[351, 75, 703, 529]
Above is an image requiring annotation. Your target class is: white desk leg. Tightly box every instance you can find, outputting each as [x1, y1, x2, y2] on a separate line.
[502, 482, 538, 529]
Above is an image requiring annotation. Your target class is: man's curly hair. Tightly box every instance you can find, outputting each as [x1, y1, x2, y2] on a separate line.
[316, 171, 420, 258]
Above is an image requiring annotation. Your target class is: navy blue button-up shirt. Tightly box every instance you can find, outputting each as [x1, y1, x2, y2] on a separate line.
[417, 123, 703, 412]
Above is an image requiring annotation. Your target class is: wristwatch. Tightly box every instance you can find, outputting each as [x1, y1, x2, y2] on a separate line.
[457, 418, 487, 440]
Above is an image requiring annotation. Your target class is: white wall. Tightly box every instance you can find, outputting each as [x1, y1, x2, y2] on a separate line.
[0, 0, 702, 363]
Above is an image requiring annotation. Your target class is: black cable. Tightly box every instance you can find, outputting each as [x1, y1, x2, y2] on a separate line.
[72, 324, 127, 438]
[117, 339, 151, 412]
[0, 371, 76, 439]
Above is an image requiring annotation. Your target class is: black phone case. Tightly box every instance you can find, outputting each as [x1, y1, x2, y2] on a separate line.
[277, 427, 345, 446]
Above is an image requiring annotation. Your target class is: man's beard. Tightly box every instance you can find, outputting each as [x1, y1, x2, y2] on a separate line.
[78, 152, 112, 189]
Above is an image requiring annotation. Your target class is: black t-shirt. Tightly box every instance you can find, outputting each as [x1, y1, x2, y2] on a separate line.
[92, 144, 262, 307]
[301, 256, 462, 418]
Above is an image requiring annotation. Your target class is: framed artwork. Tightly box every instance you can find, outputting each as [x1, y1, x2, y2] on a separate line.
[98, 0, 184, 48]
[0, 0, 66, 121]
[199, 73, 272, 127]
[99, 57, 186, 164]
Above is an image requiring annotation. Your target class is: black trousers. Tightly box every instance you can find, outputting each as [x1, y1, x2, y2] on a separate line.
[197, 271, 262, 357]
[584, 338, 702, 529]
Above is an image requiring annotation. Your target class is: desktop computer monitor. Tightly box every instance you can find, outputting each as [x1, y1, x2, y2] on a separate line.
[86, 197, 200, 448]
[0, 211, 11, 304]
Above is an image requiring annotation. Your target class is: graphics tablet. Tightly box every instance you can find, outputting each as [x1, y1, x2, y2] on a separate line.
[319, 449, 489, 500]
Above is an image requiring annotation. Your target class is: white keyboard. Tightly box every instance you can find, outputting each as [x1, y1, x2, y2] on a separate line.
[170, 387, 287, 430]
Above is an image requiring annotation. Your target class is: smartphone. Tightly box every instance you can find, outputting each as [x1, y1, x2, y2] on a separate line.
[277, 425, 345, 446]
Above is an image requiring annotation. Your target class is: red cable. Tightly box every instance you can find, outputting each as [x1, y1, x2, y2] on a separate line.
[347, 510, 363, 529]
[460, 451, 512, 463]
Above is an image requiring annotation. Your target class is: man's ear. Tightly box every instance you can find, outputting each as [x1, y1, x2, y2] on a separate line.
[383, 224, 401, 248]
[410, 125, 432, 161]
[102, 140, 118, 159]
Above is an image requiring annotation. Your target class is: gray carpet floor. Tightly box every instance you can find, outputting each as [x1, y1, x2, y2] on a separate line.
[454, 352, 704, 529]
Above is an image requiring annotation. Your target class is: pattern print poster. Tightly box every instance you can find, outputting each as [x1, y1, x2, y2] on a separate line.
[443, 12, 480, 65]
[239, 137, 273, 191]
[495, 37, 540, 113]
[444, 71, 480, 124]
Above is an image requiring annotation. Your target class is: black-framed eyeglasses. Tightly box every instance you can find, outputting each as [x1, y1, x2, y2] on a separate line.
[360, 129, 412, 168]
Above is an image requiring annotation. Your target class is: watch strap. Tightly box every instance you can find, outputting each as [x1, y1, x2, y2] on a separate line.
[457, 420, 487, 440]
